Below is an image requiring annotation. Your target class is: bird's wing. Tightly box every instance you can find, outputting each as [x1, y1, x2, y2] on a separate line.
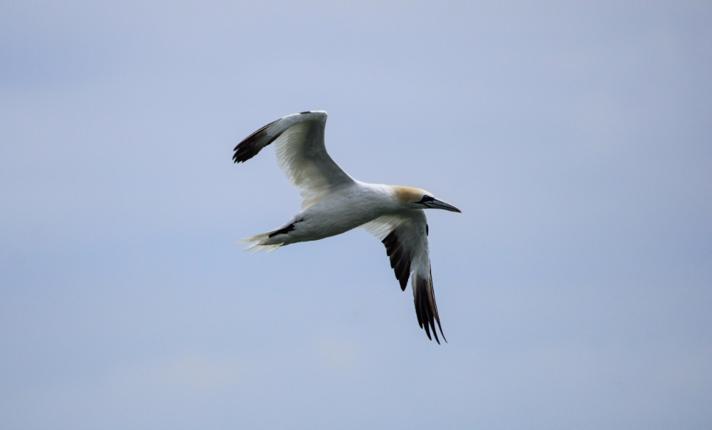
[233, 111, 354, 206]
[363, 211, 446, 343]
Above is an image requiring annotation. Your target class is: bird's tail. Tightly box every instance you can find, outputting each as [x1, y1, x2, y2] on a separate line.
[241, 232, 285, 252]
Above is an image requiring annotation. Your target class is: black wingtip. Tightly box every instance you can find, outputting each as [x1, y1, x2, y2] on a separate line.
[232, 119, 284, 164]
[414, 274, 446, 345]
[233, 133, 265, 163]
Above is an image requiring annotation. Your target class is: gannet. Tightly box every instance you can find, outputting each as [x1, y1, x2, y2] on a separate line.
[233, 111, 461, 343]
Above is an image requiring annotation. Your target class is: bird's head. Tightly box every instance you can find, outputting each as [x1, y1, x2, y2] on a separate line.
[394, 186, 461, 213]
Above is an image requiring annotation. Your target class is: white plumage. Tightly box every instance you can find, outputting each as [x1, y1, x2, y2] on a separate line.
[233, 111, 460, 343]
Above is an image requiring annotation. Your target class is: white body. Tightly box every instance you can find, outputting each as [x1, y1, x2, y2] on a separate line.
[269, 182, 398, 245]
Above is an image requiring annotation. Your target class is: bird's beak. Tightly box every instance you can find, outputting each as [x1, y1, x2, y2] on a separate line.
[427, 198, 461, 213]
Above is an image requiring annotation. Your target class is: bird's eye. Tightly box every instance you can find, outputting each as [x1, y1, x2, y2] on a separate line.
[418, 195, 435, 204]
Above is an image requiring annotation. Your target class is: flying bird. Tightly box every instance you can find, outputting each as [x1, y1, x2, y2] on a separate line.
[233, 111, 460, 343]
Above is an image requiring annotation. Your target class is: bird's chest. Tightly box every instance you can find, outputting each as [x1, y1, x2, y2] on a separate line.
[301, 193, 386, 238]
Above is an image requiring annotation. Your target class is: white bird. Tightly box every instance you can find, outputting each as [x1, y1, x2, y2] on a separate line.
[233, 111, 461, 343]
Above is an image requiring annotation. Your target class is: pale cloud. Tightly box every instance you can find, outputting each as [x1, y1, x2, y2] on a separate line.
[317, 338, 359, 371]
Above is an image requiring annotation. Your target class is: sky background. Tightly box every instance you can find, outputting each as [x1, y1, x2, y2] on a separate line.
[2, 0, 711, 429]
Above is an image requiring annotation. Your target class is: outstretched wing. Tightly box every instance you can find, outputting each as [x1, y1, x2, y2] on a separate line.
[364, 211, 447, 343]
[233, 111, 354, 206]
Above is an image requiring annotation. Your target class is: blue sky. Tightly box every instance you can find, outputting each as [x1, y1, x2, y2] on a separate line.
[1, 1, 711, 429]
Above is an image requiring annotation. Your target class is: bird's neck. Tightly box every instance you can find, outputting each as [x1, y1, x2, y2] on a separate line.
[355, 182, 416, 212]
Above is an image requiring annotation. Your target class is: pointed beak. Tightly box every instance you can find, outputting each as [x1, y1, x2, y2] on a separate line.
[427, 198, 462, 213]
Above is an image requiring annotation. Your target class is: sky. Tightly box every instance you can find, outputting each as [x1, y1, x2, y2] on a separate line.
[1, 0, 711, 428]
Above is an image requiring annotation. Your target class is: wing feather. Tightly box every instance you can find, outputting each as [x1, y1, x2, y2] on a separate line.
[233, 111, 353, 206]
[364, 212, 446, 343]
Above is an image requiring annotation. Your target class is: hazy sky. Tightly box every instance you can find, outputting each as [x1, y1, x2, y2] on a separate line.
[2, 1, 711, 429]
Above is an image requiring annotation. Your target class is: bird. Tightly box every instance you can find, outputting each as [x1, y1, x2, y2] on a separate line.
[233, 111, 461, 343]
